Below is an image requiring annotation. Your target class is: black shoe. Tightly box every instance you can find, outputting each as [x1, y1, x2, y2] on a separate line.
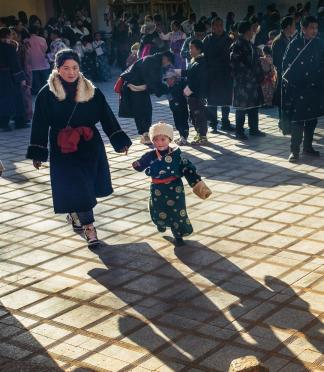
[157, 226, 166, 233]
[288, 153, 299, 163]
[209, 121, 218, 132]
[0, 125, 12, 132]
[249, 130, 266, 137]
[221, 124, 235, 132]
[221, 119, 235, 132]
[235, 132, 248, 140]
[175, 237, 185, 246]
[15, 123, 30, 129]
[303, 148, 320, 157]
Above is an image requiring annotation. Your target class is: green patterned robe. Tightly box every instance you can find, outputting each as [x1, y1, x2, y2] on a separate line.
[134, 147, 201, 237]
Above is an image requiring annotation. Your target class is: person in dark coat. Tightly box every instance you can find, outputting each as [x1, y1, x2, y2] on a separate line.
[119, 51, 174, 144]
[272, 16, 296, 129]
[0, 27, 27, 131]
[163, 67, 189, 145]
[183, 39, 208, 145]
[282, 16, 324, 163]
[26, 49, 132, 246]
[203, 17, 234, 133]
[230, 21, 265, 140]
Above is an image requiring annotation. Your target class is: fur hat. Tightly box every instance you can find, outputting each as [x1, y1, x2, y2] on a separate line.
[149, 122, 174, 141]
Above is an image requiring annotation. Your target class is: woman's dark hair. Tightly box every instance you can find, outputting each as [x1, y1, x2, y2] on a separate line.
[0, 27, 11, 39]
[212, 17, 223, 25]
[29, 25, 40, 35]
[171, 20, 181, 29]
[226, 12, 235, 21]
[29, 14, 41, 27]
[302, 15, 318, 27]
[238, 20, 252, 34]
[190, 38, 203, 52]
[18, 10, 28, 24]
[161, 50, 175, 65]
[50, 28, 61, 37]
[55, 49, 80, 68]
[281, 16, 294, 29]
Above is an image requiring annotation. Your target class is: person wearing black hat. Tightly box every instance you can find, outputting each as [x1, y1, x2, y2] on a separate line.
[26, 49, 132, 246]
[230, 21, 265, 140]
[203, 17, 234, 133]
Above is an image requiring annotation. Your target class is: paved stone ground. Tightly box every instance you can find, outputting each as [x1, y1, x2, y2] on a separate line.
[0, 79, 324, 372]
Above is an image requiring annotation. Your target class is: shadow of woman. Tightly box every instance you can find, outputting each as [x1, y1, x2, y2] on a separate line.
[88, 241, 304, 371]
[175, 242, 324, 369]
[0, 301, 63, 371]
[181, 141, 324, 188]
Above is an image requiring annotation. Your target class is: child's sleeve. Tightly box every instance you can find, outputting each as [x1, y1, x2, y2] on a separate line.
[180, 158, 201, 187]
[132, 151, 154, 172]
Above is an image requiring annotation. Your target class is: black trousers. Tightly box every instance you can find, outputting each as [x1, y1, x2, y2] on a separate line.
[290, 119, 317, 154]
[77, 210, 95, 225]
[169, 100, 189, 138]
[235, 107, 259, 134]
[188, 97, 207, 136]
[207, 105, 230, 125]
[130, 90, 152, 135]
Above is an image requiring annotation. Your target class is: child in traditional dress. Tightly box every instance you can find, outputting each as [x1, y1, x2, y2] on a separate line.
[260, 45, 277, 107]
[93, 32, 111, 81]
[132, 122, 211, 246]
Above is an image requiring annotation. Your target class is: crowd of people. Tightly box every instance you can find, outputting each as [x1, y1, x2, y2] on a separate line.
[0, 2, 323, 245]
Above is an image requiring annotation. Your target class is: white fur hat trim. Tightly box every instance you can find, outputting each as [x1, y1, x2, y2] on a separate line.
[149, 122, 174, 142]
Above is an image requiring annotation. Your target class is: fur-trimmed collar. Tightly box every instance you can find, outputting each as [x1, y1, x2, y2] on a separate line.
[48, 70, 95, 102]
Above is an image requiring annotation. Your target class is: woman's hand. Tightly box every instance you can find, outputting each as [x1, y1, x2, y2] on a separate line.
[118, 146, 129, 155]
[33, 160, 42, 169]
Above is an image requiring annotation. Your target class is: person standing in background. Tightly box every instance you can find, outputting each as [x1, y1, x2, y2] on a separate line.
[28, 25, 50, 95]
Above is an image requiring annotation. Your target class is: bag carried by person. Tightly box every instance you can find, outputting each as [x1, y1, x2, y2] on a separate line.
[192, 180, 212, 200]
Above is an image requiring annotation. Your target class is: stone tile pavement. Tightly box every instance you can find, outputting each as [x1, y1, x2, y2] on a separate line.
[0, 79, 324, 372]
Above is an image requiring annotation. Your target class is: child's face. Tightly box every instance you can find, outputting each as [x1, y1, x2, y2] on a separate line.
[153, 135, 170, 151]
[166, 77, 176, 87]
[95, 33, 101, 41]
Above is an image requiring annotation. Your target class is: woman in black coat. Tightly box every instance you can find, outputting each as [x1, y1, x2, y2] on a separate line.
[27, 49, 132, 246]
[119, 51, 173, 144]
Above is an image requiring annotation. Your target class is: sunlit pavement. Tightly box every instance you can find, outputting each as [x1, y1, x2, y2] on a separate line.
[0, 79, 323, 371]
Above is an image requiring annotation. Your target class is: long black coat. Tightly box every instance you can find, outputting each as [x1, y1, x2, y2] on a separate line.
[282, 33, 324, 123]
[184, 54, 208, 99]
[121, 53, 169, 97]
[0, 41, 25, 118]
[271, 31, 290, 106]
[27, 71, 132, 214]
[203, 32, 233, 106]
[119, 53, 169, 119]
[230, 36, 264, 109]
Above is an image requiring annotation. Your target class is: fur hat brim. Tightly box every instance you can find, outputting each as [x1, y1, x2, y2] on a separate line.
[149, 122, 174, 142]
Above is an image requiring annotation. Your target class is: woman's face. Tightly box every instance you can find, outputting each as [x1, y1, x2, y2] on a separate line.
[189, 44, 200, 58]
[58, 59, 80, 83]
